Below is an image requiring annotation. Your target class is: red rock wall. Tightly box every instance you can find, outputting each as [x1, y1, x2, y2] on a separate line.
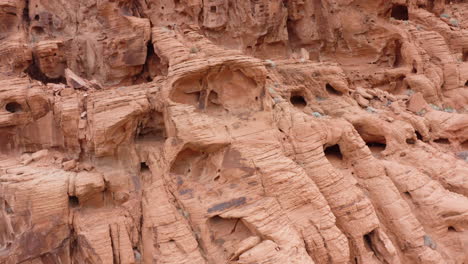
[0, 0, 468, 263]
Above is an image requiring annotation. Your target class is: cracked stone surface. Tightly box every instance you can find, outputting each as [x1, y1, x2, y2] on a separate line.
[1, 0, 468, 263]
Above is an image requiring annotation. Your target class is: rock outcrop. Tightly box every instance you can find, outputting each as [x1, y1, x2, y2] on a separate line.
[1, 0, 468, 264]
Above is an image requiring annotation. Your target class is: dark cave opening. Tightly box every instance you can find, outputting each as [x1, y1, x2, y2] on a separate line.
[415, 131, 423, 141]
[140, 162, 149, 171]
[136, 111, 167, 141]
[324, 144, 343, 160]
[391, 5, 409, 21]
[290, 92, 307, 108]
[69, 196, 79, 208]
[24, 61, 66, 84]
[5, 102, 23, 113]
[363, 231, 374, 251]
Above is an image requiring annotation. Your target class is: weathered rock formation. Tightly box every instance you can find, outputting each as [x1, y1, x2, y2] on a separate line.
[0, 0, 468, 263]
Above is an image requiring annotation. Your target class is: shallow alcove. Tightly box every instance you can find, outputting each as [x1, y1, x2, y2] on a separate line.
[353, 124, 387, 154]
[206, 90, 223, 111]
[32, 26, 45, 35]
[208, 215, 253, 258]
[136, 111, 166, 141]
[391, 5, 409, 20]
[393, 40, 403, 67]
[326, 83, 342, 95]
[461, 140, 468, 150]
[426, 0, 435, 11]
[5, 102, 23, 113]
[434, 138, 450, 145]
[403, 191, 412, 199]
[366, 142, 387, 154]
[170, 148, 202, 176]
[462, 49, 468, 62]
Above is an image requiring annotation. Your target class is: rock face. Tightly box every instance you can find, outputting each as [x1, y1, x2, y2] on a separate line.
[1, 0, 468, 264]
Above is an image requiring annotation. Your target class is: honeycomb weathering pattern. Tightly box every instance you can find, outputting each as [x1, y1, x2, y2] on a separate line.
[0, 0, 468, 263]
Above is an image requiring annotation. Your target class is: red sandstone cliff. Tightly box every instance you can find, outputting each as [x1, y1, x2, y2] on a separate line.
[0, 0, 468, 263]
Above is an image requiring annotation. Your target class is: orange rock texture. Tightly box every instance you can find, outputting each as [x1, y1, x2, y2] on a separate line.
[1, 0, 468, 263]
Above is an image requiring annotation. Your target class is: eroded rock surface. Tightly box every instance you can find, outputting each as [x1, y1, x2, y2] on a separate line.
[1, 0, 468, 263]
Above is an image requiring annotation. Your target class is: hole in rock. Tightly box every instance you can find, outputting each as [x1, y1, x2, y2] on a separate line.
[391, 5, 409, 20]
[290, 92, 307, 108]
[214, 175, 220, 181]
[69, 196, 79, 208]
[134, 41, 168, 84]
[406, 138, 416, 144]
[403, 191, 412, 199]
[463, 49, 468, 62]
[363, 229, 386, 262]
[34, 15, 39, 21]
[326, 83, 342, 95]
[324, 144, 343, 161]
[434, 138, 450, 145]
[448, 226, 456, 232]
[210, 6, 217, 13]
[465, 80, 468, 87]
[5, 102, 23, 113]
[415, 131, 423, 141]
[363, 230, 375, 251]
[140, 162, 149, 171]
